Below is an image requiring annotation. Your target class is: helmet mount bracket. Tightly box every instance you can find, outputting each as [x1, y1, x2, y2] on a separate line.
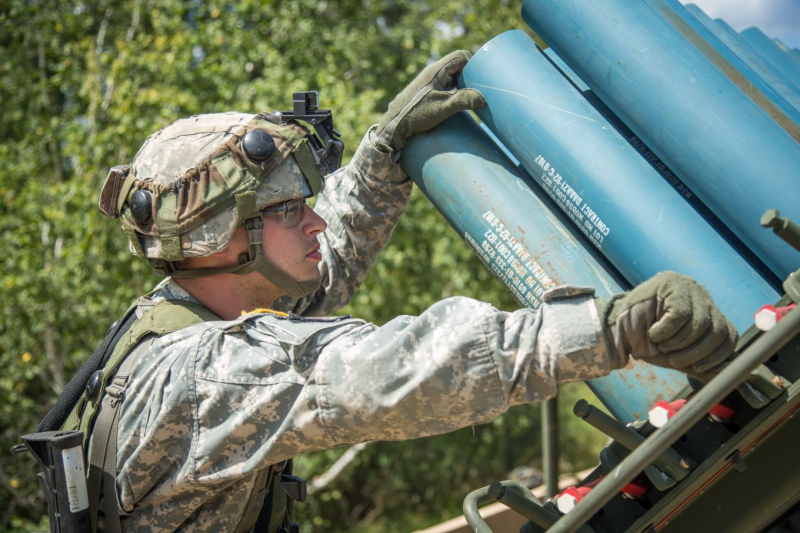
[274, 91, 344, 176]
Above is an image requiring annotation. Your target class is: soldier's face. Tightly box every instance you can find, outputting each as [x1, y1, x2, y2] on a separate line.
[260, 201, 327, 284]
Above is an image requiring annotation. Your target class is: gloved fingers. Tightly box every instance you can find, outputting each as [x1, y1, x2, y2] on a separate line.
[459, 87, 486, 109]
[426, 87, 486, 115]
[375, 50, 478, 152]
[648, 295, 693, 345]
[614, 302, 661, 359]
[690, 319, 738, 374]
[646, 271, 715, 346]
[430, 50, 472, 90]
[654, 300, 712, 352]
[402, 89, 486, 137]
[412, 51, 469, 92]
[665, 313, 732, 369]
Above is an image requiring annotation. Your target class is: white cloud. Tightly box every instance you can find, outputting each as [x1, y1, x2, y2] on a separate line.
[681, 0, 800, 48]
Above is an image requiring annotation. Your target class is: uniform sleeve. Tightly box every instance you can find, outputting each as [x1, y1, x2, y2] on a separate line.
[186, 289, 614, 484]
[273, 128, 412, 317]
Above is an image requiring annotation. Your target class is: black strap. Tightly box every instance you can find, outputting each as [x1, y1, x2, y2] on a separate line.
[253, 467, 282, 533]
[88, 363, 134, 533]
[37, 306, 138, 432]
[253, 460, 300, 533]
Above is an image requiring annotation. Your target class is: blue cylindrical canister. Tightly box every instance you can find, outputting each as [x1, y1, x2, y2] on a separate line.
[741, 27, 800, 90]
[458, 30, 780, 331]
[520, 0, 800, 279]
[772, 37, 800, 79]
[401, 111, 687, 423]
[684, 4, 800, 109]
[646, 0, 800, 125]
[708, 14, 800, 97]
[774, 38, 800, 81]
[404, 114, 625, 307]
[539, 46, 782, 287]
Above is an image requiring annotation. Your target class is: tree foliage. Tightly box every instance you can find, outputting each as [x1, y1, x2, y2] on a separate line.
[0, 1, 605, 531]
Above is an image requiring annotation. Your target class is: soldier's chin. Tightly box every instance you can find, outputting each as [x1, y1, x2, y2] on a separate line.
[304, 269, 323, 282]
[288, 269, 322, 287]
[309, 264, 324, 279]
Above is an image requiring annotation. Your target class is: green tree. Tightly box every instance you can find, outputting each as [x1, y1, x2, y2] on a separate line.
[0, 1, 605, 531]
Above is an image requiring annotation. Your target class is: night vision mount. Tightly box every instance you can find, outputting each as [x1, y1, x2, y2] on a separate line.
[275, 91, 344, 176]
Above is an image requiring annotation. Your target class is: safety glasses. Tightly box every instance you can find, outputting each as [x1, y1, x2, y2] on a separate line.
[260, 198, 307, 227]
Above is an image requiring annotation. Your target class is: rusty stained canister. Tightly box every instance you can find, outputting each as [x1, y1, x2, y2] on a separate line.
[401, 110, 687, 424]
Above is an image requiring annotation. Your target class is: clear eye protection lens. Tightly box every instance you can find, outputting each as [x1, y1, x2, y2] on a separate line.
[282, 199, 305, 227]
[261, 198, 307, 228]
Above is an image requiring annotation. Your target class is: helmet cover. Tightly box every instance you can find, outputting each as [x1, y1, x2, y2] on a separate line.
[103, 111, 324, 263]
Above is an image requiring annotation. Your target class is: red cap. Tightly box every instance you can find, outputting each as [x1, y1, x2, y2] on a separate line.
[708, 401, 735, 421]
[754, 304, 796, 332]
[557, 486, 593, 513]
[621, 479, 648, 498]
[648, 399, 688, 428]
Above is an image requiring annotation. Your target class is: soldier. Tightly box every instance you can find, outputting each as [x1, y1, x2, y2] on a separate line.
[44, 52, 736, 532]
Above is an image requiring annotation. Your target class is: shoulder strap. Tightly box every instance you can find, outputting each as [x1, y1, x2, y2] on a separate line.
[87, 346, 139, 533]
[66, 299, 219, 449]
[39, 303, 139, 433]
[82, 298, 219, 533]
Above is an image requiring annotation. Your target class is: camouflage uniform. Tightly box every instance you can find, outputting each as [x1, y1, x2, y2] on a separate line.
[114, 291, 609, 531]
[102, 131, 615, 532]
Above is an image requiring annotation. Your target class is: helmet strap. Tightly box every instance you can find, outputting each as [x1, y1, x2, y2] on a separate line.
[166, 215, 321, 300]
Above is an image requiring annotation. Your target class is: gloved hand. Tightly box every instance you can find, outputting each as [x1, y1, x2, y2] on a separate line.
[596, 271, 738, 380]
[373, 50, 485, 152]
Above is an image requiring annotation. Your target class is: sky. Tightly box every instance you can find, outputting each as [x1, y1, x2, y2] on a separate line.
[681, 0, 800, 49]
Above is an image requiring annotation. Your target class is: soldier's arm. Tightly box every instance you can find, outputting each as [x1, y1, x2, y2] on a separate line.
[293, 288, 612, 448]
[276, 51, 485, 317]
[275, 129, 412, 316]
[116, 274, 734, 509]
[183, 288, 614, 483]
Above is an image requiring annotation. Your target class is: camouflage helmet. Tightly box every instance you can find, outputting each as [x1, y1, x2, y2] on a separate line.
[99, 110, 332, 298]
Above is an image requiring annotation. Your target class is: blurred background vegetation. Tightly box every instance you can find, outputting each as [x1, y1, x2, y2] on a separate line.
[0, 1, 608, 531]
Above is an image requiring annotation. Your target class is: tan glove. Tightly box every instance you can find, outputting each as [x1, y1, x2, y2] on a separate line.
[596, 271, 738, 379]
[373, 50, 485, 152]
